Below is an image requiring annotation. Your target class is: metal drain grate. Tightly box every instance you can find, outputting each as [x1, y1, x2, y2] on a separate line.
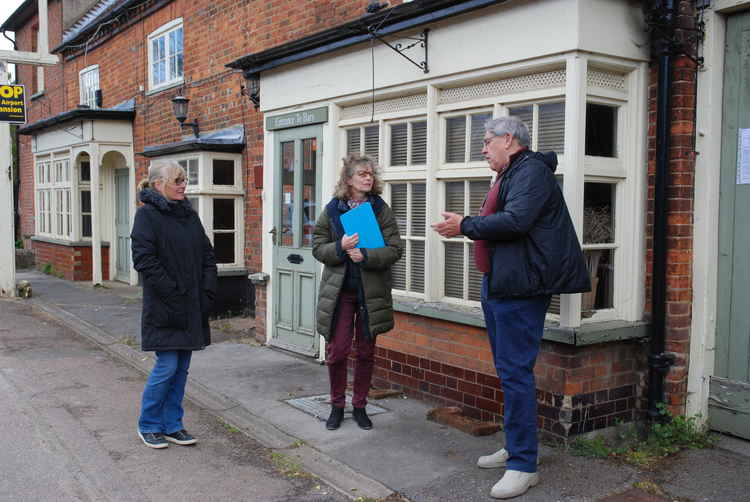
[285, 394, 388, 421]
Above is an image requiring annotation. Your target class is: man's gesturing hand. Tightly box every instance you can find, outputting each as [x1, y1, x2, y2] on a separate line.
[431, 212, 463, 238]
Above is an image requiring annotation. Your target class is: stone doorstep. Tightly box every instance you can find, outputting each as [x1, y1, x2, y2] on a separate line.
[344, 385, 403, 400]
[426, 406, 502, 437]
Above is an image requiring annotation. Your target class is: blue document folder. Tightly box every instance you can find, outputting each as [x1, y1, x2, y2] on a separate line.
[340, 202, 385, 249]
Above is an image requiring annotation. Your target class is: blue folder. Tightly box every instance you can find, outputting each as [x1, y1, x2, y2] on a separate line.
[340, 202, 385, 249]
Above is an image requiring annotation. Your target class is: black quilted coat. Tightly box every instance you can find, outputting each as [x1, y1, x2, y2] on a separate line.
[131, 189, 217, 351]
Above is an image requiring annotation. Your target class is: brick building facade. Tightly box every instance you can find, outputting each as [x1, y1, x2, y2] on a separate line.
[8, 0, 744, 440]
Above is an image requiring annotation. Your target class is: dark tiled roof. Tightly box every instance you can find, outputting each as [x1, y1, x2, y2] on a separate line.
[18, 99, 135, 135]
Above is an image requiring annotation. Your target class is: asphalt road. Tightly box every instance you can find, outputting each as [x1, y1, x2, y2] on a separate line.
[0, 299, 347, 502]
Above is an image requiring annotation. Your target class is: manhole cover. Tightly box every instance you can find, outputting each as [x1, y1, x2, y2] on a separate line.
[285, 394, 388, 421]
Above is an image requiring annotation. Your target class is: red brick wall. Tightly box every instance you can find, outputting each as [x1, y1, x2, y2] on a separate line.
[32, 240, 110, 281]
[15, 0, 66, 247]
[644, 0, 697, 417]
[367, 311, 648, 440]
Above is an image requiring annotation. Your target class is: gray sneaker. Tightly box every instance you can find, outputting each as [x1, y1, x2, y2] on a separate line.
[138, 431, 168, 449]
[164, 429, 197, 446]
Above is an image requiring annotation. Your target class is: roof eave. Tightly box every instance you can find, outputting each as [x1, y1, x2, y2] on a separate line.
[18, 108, 135, 135]
[1, 0, 37, 33]
[226, 0, 508, 75]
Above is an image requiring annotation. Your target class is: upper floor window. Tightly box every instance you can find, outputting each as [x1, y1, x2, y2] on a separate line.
[79, 65, 100, 108]
[148, 19, 183, 91]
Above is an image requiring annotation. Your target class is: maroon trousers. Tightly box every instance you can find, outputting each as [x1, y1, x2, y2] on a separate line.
[326, 290, 375, 409]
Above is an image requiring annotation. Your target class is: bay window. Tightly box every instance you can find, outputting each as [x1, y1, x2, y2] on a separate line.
[170, 153, 244, 268]
[36, 156, 71, 239]
[335, 61, 644, 327]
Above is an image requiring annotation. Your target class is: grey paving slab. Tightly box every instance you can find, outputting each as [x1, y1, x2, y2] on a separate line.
[16, 270, 750, 502]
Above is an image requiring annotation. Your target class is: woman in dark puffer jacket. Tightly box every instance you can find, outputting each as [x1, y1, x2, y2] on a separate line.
[131, 161, 217, 449]
[313, 154, 403, 431]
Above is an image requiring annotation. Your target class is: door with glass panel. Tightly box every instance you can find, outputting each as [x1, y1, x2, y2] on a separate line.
[272, 125, 322, 356]
[114, 168, 131, 281]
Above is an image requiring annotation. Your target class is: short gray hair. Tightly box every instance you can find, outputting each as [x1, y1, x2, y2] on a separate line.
[484, 116, 530, 147]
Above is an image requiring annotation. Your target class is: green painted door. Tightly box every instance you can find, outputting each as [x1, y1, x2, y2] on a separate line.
[114, 168, 131, 282]
[712, 11, 750, 439]
[271, 125, 322, 356]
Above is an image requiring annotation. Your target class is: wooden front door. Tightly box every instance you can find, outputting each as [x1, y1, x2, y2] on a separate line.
[114, 168, 131, 282]
[270, 125, 322, 356]
[711, 11, 750, 439]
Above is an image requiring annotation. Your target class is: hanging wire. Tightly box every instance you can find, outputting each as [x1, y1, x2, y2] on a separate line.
[368, 8, 395, 124]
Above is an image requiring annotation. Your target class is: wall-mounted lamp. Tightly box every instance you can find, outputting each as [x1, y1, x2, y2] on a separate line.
[171, 94, 200, 137]
[366, 0, 389, 13]
[242, 73, 260, 109]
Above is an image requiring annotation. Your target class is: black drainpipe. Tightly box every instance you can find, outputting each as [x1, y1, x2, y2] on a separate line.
[648, 0, 677, 421]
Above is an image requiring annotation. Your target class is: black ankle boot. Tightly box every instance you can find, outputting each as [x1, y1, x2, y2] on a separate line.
[352, 407, 373, 430]
[326, 406, 344, 430]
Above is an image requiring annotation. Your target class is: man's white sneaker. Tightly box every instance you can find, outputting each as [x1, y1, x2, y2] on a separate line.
[477, 448, 509, 468]
[477, 449, 541, 469]
[490, 470, 539, 499]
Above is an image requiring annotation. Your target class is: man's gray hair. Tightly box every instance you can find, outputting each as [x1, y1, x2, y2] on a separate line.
[484, 116, 531, 147]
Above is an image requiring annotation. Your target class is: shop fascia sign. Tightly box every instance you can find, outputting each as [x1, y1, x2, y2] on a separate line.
[266, 107, 328, 131]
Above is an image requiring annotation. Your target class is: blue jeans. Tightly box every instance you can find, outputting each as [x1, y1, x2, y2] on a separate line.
[482, 277, 551, 473]
[138, 350, 192, 434]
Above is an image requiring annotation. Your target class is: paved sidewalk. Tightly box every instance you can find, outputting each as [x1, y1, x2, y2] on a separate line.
[19, 271, 750, 501]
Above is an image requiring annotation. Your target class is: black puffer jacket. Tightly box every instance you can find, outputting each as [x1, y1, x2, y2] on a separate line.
[460, 151, 590, 299]
[131, 189, 217, 351]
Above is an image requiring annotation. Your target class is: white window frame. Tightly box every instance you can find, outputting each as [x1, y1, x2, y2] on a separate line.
[437, 177, 492, 306]
[343, 123, 381, 164]
[147, 18, 184, 92]
[384, 117, 428, 171]
[35, 155, 72, 240]
[385, 181, 427, 298]
[439, 108, 494, 169]
[332, 59, 644, 328]
[79, 65, 100, 108]
[579, 97, 628, 323]
[161, 152, 245, 269]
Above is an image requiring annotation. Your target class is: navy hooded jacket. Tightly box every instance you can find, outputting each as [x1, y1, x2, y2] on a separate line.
[460, 150, 590, 299]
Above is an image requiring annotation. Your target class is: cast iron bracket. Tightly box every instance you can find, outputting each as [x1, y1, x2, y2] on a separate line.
[367, 27, 429, 74]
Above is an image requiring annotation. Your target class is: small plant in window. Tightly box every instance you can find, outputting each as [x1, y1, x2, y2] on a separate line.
[583, 205, 612, 244]
[582, 205, 613, 313]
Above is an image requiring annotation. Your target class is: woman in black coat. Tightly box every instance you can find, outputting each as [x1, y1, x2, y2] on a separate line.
[131, 161, 217, 449]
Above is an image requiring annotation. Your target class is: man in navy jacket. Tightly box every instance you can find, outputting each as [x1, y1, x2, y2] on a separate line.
[432, 116, 589, 499]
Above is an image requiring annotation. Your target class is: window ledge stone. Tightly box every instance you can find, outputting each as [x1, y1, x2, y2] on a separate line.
[217, 267, 249, 277]
[146, 80, 184, 97]
[393, 295, 649, 346]
[32, 235, 110, 247]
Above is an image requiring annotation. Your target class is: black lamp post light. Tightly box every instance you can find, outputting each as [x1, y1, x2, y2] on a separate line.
[171, 94, 200, 137]
[242, 73, 260, 109]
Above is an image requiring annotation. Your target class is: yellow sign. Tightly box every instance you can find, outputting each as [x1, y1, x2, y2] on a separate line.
[0, 84, 26, 124]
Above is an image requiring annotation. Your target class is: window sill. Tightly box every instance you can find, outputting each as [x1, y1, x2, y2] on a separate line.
[393, 295, 649, 346]
[30, 91, 46, 101]
[32, 235, 110, 247]
[217, 267, 248, 277]
[146, 80, 184, 97]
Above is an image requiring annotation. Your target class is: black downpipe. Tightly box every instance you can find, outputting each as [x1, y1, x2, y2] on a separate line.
[648, 0, 677, 421]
